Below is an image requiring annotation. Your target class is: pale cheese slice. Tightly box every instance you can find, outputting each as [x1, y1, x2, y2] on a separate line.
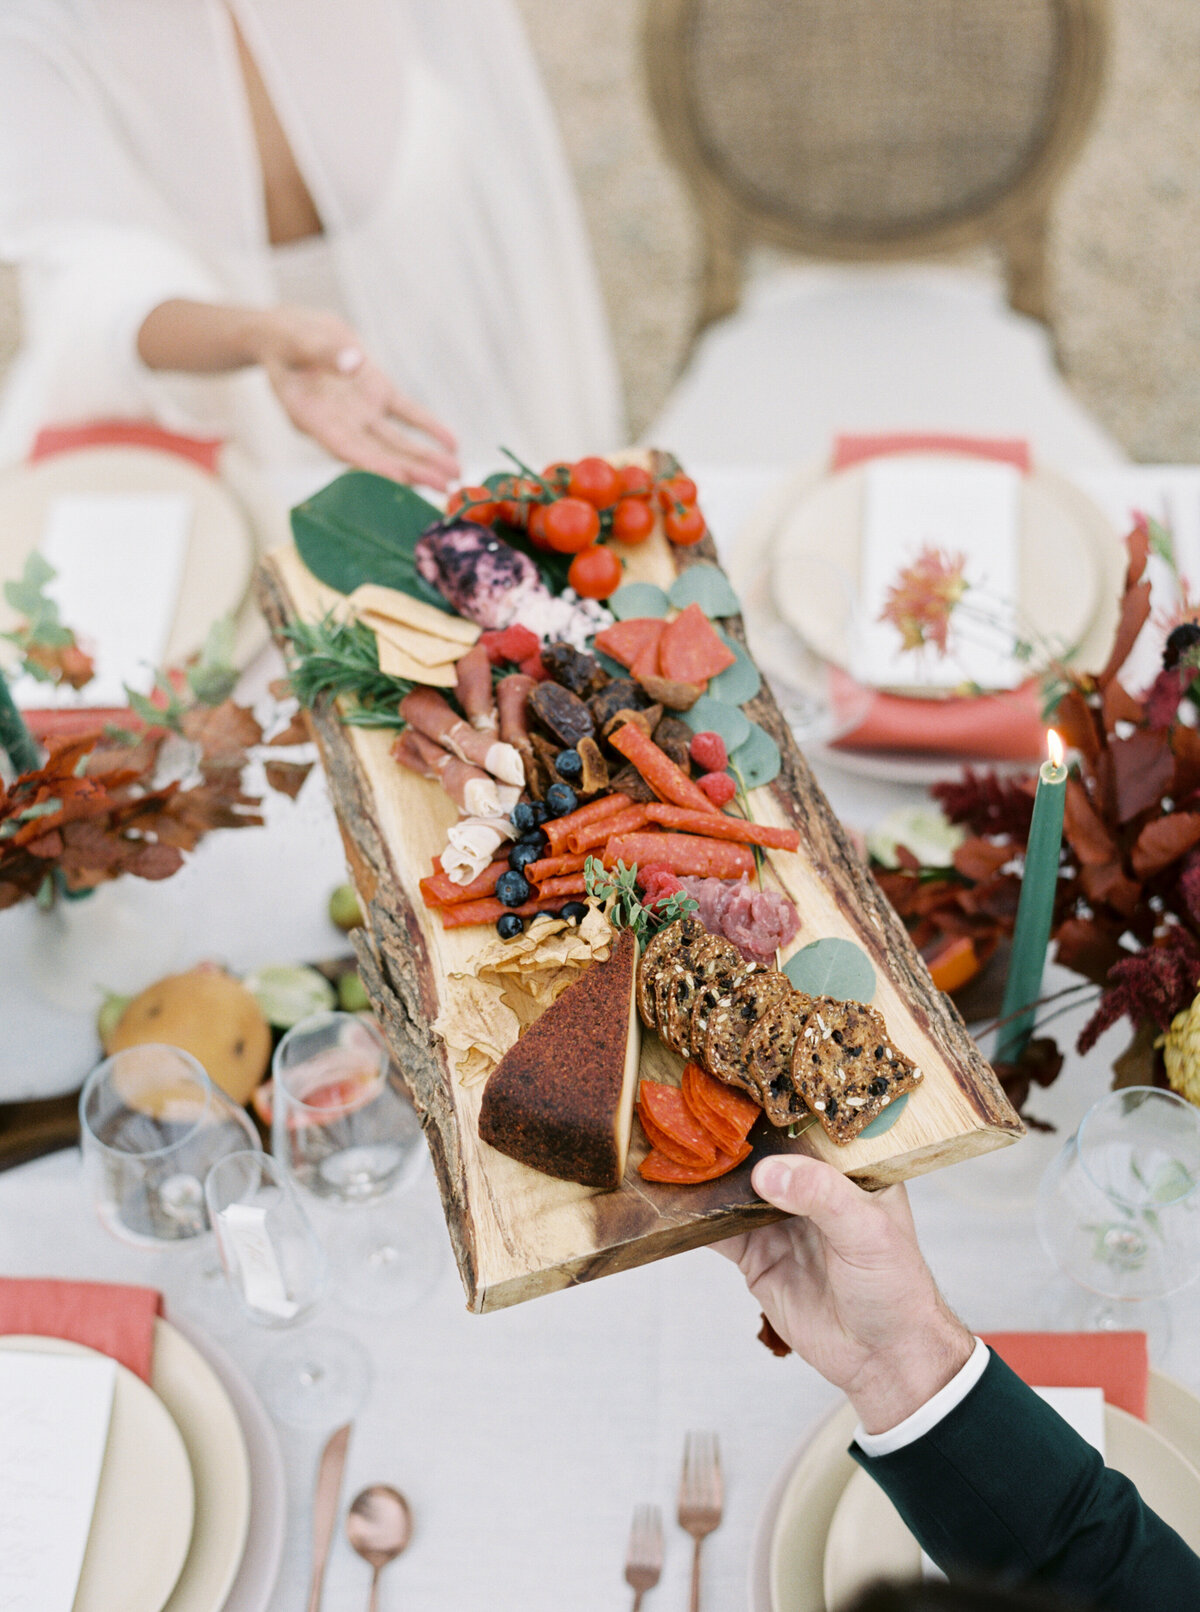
[359, 612, 467, 668]
[349, 584, 480, 645]
[375, 634, 457, 686]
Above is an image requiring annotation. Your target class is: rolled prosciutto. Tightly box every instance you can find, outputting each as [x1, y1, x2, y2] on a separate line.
[454, 643, 497, 731]
[400, 687, 524, 787]
[392, 728, 520, 818]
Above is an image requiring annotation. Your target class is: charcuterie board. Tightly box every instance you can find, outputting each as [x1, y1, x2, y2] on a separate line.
[257, 509, 1022, 1313]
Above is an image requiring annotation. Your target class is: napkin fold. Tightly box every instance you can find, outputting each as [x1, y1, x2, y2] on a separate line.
[981, 1330, 1148, 1421]
[827, 431, 1042, 761]
[0, 1277, 162, 1384]
[31, 420, 223, 475]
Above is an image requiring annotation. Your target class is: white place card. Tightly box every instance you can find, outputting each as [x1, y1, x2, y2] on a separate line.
[859, 458, 1021, 690]
[0, 1350, 117, 1612]
[14, 491, 192, 706]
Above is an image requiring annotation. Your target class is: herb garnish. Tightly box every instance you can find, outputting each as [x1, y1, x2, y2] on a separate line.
[283, 614, 413, 729]
[584, 856, 697, 949]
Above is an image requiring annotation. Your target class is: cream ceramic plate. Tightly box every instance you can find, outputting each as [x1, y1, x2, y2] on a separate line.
[823, 1401, 1200, 1608]
[758, 1369, 1200, 1612]
[0, 1334, 194, 1612]
[0, 445, 261, 669]
[0, 1320, 252, 1612]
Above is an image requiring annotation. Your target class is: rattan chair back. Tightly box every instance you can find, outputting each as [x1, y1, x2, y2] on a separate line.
[644, 0, 1108, 334]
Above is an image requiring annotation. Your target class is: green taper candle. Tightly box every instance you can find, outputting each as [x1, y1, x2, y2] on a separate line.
[0, 667, 40, 777]
[996, 730, 1067, 1064]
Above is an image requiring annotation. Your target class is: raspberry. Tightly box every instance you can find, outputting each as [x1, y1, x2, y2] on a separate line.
[689, 731, 727, 773]
[479, 624, 541, 666]
[698, 770, 737, 807]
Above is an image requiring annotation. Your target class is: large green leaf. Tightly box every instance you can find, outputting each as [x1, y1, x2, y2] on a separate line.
[290, 471, 453, 610]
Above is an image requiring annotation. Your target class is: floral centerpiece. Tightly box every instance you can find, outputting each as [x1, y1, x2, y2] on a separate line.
[872, 516, 1200, 1114]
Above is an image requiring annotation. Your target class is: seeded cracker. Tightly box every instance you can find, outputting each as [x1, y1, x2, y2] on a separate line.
[791, 998, 923, 1142]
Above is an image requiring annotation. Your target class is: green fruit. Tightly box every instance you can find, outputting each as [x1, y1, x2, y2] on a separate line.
[244, 964, 336, 1029]
[328, 883, 364, 932]
[97, 991, 132, 1053]
[337, 971, 370, 1012]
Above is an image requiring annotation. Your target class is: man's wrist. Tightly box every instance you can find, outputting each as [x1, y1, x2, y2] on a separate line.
[846, 1313, 976, 1436]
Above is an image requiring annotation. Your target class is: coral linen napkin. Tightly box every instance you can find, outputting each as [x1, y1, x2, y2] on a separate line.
[827, 431, 1044, 761]
[982, 1330, 1149, 1420]
[31, 420, 223, 474]
[0, 1276, 162, 1384]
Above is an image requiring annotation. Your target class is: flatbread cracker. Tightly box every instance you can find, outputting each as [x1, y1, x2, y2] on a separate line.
[375, 633, 458, 686]
[349, 584, 480, 644]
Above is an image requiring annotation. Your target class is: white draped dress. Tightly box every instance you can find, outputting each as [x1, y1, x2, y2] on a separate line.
[0, 0, 625, 475]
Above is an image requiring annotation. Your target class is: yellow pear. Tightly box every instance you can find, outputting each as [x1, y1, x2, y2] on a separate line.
[106, 967, 272, 1107]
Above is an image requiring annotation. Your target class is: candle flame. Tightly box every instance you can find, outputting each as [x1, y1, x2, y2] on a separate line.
[1047, 729, 1064, 769]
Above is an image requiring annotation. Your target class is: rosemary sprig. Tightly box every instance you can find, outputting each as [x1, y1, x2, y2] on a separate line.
[283, 614, 412, 729]
[584, 856, 697, 949]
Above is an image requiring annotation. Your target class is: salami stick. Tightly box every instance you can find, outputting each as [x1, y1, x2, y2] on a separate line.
[419, 860, 508, 908]
[542, 792, 634, 853]
[608, 723, 719, 816]
[524, 852, 588, 883]
[535, 873, 588, 898]
[642, 803, 800, 852]
[567, 804, 652, 854]
[438, 893, 569, 929]
[602, 831, 755, 880]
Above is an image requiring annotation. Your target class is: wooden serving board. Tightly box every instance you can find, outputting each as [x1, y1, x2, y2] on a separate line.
[257, 528, 1022, 1312]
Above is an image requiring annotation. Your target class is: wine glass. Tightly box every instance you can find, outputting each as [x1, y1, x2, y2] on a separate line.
[1037, 1087, 1200, 1351]
[205, 1150, 370, 1428]
[272, 1013, 440, 1312]
[80, 1044, 260, 1247]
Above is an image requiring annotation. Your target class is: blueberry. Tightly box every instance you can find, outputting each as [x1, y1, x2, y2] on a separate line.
[508, 842, 542, 875]
[496, 870, 532, 908]
[510, 801, 538, 834]
[517, 827, 547, 851]
[496, 913, 525, 940]
[555, 749, 583, 783]
[560, 901, 588, 923]
[544, 782, 578, 817]
[528, 800, 550, 827]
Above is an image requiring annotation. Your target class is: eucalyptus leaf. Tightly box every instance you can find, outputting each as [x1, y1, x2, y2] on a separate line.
[682, 694, 751, 752]
[729, 721, 781, 789]
[708, 635, 762, 705]
[783, 938, 876, 1001]
[668, 563, 741, 617]
[609, 582, 671, 620]
[291, 470, 453, 609]
[857, 1092, 910, 1139]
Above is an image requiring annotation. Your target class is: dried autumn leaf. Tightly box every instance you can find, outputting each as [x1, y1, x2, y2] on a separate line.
[1054, 917, 1127, 986]
[1110, 730, 1175, 824]
[1080, 862, 1143, 917]
[263, 760, 314, 799]
[1051, 687, 1101, 765]
[1096, 578, 1152, 689]
[267, 711, 312, 748]
[1131, 812, 1200, 878]
[1101, 679, 1145, 733]
[1063, 778, 1117, 866]
[952, 838, 1012, 882]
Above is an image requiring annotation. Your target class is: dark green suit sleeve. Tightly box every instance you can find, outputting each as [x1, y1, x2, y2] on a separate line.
[850, 1350, 1200, 1610]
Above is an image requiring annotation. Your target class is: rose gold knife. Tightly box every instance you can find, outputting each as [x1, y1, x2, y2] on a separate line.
[307, 1422, 352, 1612]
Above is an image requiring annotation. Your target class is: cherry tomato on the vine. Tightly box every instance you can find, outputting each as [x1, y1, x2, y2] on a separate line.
[527, 503, 553, 550]
[663, 503, 707, 546]
[568, 544, 623, 599]
[447, 485, 497, 526]
[494, 476, 541, 527]
[544, 496, 601, 554]
[617, 464, 655, 499]
[611, 497, 656, 545]
[568, 456, 621, 510]
[656, 473, 698, 510]
[542, 461, 573, 493]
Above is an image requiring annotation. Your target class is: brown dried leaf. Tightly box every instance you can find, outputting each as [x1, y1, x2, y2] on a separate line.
[267, 711, 312, 748]
[1097, 579, 1152, 689]
[1101, 679, 1145, 733]
[1111, 730, 1175, 824]
[1052, 687, 1101, 765]
[1053, 917, 1127, 985]
[263, 760, 314, 799]
[1079, 862, 1143, 917]
[1130, 812, 1200, 878]
[1063, 778, 1117, 866]
[952, 838, 1011, 882]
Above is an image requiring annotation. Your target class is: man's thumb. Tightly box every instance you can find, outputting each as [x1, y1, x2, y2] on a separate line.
[752, 1156, 881, 1250]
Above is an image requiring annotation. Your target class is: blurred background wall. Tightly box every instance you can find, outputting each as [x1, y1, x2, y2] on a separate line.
[0, 0, 1196, 461]
[515, 0, 1200, 459]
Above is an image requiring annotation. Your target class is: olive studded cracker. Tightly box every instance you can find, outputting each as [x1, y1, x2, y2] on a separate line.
[635, 915, 704, 1030]
[687, 956, 763, 1060]
[702, 969, 793, 1095]
[743, 990, 818, 1126]
[660, 933, 742, 1056]
[791, 998, 923, 1143]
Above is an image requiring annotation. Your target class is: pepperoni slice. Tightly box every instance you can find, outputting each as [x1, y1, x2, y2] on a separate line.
[659, 603, 736, 684]
[638, 1081, 716, 1166]
[638, 1140, 753, 1183]
[682, 1061, 760, 1154]
[594, 617, 665, 669]
[630, 625, 664, 682]
[637, 1102, 712, 1168]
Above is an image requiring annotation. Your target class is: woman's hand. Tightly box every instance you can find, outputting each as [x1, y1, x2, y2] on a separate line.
[716, 1156, 974, 1434]
[255, 307, 460, 490]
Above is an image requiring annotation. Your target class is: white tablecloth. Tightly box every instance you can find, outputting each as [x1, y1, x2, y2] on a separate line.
[2, 464, 1199, 1612]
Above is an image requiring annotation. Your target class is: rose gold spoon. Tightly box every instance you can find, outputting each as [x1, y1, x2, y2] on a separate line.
[345, 1485, 412, 1611]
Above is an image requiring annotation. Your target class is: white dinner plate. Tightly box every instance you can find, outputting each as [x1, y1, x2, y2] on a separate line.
[823, 1400, 1200, 1609]
[754, 1368, 1200, 1612]
[0, 1334, 195, 1612]
[769, 457, 1111, 692]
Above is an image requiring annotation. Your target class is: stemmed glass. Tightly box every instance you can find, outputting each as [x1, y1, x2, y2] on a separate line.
[271, 1012, 440, 1312]
[1037, 1086, 1200, 1351]
[205, 1150, 370, 1428]
[80, 1044, 260, 1246]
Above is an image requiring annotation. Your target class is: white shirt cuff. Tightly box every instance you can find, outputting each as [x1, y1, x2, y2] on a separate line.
[853, 1337, 990, 1457]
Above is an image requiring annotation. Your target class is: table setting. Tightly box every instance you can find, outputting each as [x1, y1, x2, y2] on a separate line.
[3, 433, 1200, 1612]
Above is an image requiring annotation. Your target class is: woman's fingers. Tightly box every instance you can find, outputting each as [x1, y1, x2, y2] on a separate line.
[366, 413, 459, 485]
[380, 381, 459, 455]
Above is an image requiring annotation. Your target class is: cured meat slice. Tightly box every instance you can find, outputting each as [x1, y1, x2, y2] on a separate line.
[630, 631, 664, 684]
[542, 793, 634, 854]
[568, 805, 652, 855]
[659, 604, 736, 684]
[682, 1061, 760, 1155]
[638, 1081, 717, 1166]
[602, 833, 755, 881]
[637, 1100, 713, 1168]
[455, 642, 497, 730]
[642, 805, 801, 853]
[637, 1139, 752, 1183]
[400, 687, 524, 786]
[609, 723, 719, 815]
[594, 617, 664, 669]
[419, 860, 508, 907]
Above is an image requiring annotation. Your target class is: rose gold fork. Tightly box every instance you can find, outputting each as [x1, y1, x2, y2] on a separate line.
[678, 1431, 723, 1612]
[624, 1503, 663, 1609]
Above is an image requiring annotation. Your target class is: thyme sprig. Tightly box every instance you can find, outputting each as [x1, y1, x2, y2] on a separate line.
[283, 614, 412, 730]
[584, 856, 697, 949]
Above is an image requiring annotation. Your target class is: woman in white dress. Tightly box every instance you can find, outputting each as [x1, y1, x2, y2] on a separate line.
[0, 0, 624, 488]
